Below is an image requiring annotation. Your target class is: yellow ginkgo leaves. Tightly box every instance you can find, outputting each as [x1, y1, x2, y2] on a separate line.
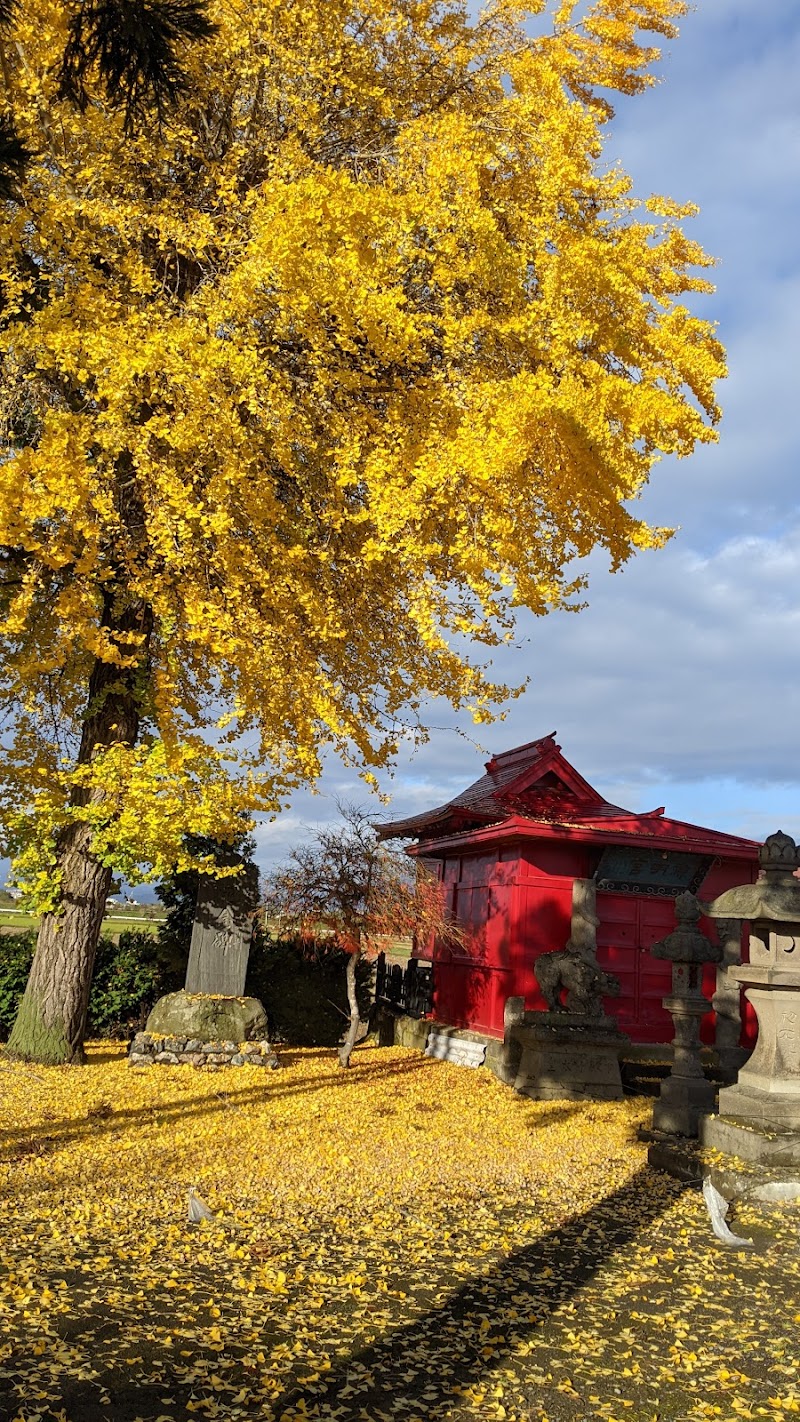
[2, 0, 725, 1061]
[1, 1043, 799, 1421]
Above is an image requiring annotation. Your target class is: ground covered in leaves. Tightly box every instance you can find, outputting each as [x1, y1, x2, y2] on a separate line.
[1, 1044, 799, 1422]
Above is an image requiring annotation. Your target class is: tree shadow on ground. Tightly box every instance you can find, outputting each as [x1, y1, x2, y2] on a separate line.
[521, 1100, 585, 1130]
[0, 1166, 685, 1422]
[0, 1051, 437, 1164]
[271, 1164, 683, 1420]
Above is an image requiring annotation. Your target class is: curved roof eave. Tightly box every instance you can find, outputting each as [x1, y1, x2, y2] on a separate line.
[404, 813, 760, 861]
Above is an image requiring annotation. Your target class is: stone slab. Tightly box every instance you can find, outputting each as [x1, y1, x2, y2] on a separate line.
[646, 1129, 800, 1204]
[185, 859, 259, 997]
[510, 1023, 626, 1102]
[425, 1030, 486, 1068]
[646, 1137, 705, 1184]
[701, 1112, 800, 1166]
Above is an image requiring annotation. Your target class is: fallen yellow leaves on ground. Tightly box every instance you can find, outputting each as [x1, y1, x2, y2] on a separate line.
[0, 1044, 798, 1422]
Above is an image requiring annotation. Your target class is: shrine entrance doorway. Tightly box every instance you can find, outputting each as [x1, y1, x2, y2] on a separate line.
[595, 892, 677, 1042]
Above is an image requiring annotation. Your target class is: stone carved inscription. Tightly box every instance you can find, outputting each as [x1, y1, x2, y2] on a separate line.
[541, 1050, 600, 1077]
[185, 858, 260, 998]
[778, 1011, 798, 1041]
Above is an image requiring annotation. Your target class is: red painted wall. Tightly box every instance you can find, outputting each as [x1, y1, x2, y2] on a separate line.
[428, 843, 759, 1047]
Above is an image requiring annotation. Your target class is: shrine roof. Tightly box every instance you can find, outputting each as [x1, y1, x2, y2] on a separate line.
[374, 733, 759, 859]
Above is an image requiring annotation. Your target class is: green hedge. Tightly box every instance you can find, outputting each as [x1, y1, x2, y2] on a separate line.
[0, 928, 372, 1045]
[0, 929, 182, 1040]
[246, 935, 373, 1047]
[89, 930, 184, 1036]
[0, 931, 37, 1040]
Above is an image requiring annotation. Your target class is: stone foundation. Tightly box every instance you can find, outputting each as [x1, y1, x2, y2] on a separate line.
[128, 1032, 280, 1069]
[507, 1011, 627, 1102]
[391, 1013, 430, 1051]
[700, 1110, 800, 1167]
[652, 1073, 717, 1136]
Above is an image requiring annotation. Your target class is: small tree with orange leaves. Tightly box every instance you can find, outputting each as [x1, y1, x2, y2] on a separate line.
[263, 807, 458, 1068]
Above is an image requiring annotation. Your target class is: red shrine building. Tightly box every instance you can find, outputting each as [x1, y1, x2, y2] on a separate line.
[376, 734, 760, 1045]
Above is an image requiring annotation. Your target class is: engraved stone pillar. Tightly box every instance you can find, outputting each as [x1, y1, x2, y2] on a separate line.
[711, 918, 748, 1083]
[185, 857, 260, 998]
[568, 878, 600, 957]
[651, 893, 721, 1137]
[702, 832, 800, 1165]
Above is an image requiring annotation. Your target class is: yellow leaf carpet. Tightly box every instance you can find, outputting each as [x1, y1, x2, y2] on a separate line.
[1, 1044, 798, 1422]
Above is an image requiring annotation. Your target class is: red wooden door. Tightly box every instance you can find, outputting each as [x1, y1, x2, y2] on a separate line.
[596, 893, 677, 1042]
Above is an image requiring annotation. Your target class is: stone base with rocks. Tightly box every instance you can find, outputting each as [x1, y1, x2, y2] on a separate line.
[128, 1031, 280, 1069]
[127, 989, 280, 1069]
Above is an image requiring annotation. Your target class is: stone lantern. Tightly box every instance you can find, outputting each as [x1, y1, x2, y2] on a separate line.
[651, 892, 721, 1137]
[702, 830, 800, 1165]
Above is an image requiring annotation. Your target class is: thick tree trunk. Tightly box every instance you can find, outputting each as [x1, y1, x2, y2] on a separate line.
[7, 591, 151, 1065]
[338, 945, 362, 1069]
[7, 828, 113, 1063]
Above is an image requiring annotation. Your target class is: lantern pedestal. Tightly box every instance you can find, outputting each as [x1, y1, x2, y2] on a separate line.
[649, 896, 721, 1138]
[701, 1112, 800, 1166]
[652, 977, 716, 1137]
[720, 976, 800, 1109]
[654, 1074, 717, 1139]
[701, 832, 800, 1169]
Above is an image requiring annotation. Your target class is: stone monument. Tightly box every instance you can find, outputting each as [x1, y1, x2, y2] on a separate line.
[185, 857, 260, 997]
[701, 831, 800, 1165]
[129, 855, 278, 1069]
[503, 878, 629, 1101]
[650, 892, 721, 1137]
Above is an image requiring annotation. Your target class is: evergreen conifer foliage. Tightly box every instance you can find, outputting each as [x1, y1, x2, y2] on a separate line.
[0, 117, 28, 201]
[0, 0, 214, 195]
[57, 0, 216, 130]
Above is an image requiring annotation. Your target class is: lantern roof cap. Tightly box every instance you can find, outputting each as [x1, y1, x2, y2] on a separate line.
[705, 832, 800, 922]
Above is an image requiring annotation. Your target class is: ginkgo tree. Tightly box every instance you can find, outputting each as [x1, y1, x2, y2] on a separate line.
[1, 0, 724, 1064]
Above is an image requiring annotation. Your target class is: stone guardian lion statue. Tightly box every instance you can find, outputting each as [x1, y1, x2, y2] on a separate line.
[534, 946, 620, 1018]
[533, 879, 620, 1018]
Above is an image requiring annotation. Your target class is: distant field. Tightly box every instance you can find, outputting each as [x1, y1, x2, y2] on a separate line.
[380, 936, 413, 964]
[0, 909, 164, 935]
[0, 912, 39, 931]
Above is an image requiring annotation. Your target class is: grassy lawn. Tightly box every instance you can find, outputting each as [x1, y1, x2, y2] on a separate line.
[0, 911, 39, 931]
[0, 1043, 798, 1422]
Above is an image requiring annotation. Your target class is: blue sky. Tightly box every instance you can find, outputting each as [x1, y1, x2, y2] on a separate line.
[253, 0, 800, 876]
